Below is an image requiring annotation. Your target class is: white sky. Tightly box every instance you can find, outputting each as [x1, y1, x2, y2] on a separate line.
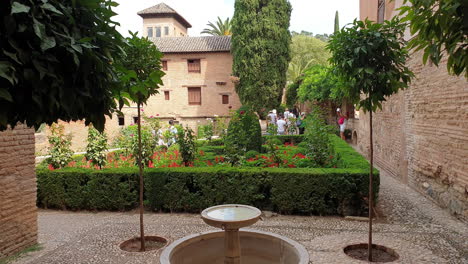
[113, 0, 359, 37]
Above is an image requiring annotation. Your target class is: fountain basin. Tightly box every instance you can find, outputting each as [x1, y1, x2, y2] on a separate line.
[160, 229, 309, 264]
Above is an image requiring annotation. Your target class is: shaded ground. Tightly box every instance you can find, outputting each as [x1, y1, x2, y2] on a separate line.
[11, 170, 468, 264]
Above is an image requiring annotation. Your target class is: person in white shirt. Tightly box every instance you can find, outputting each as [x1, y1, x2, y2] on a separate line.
[276, 115, 286, 135]
[267, 110, 277, 127]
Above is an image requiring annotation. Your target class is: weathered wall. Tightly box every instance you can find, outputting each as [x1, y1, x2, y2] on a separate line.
[0, 125, 37, 258]
[353, 51, 468, 221]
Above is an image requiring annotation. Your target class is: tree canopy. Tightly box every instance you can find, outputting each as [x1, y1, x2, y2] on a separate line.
[288, 34, 329, 82]
[327, 18, 414, 111]
[399, 0, 467, 78]
[116, 32, 164, 106]
[201, 17, 232, 36]
[0, 0, 125, 131]
[297, 65, 344, 103]
[231, 0, 292, 113]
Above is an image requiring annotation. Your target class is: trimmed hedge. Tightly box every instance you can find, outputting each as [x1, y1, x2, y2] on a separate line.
[36, 136, 379, 216]
[262, 135, 305, 144]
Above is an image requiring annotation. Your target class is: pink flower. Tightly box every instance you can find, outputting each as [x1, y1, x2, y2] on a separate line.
[156, 114, 159, 116]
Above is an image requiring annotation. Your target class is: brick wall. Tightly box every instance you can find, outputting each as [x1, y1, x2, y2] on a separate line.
[0, 125, 37, 258]
[353, 51, 468, 221]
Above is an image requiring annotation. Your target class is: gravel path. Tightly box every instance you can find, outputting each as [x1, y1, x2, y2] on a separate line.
[11, 170, 468, 264]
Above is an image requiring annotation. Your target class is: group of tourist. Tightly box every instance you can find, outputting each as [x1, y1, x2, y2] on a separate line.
[153, 120, 178, 146]
[267, 108, 306, 135]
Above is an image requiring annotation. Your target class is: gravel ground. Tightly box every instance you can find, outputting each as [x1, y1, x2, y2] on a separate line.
[11, 170, 468, 264]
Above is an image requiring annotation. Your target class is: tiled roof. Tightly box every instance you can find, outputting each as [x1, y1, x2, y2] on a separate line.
[151, 36, 231, 53]
[137, 3, 192, 28]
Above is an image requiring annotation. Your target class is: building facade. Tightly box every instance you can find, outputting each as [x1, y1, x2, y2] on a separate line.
[355, 0, 468, 221]
[36, 3, 241, 152]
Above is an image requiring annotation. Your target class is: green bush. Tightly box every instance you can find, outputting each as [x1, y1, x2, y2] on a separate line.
[177, 126, 197, 166]
[85, 126, 108, 168]
[225, 107, 262, 153]
[297, 142, 308, 148]
[303, 107, 336, 167]
[207, 138, 224, 146]
[47, 123, 74, 169]
[245, 150, 259, 159]
[113, 124, 156, 167]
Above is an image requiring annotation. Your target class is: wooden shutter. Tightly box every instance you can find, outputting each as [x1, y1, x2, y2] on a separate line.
[164, 91, 170, 100]
[222, 95, 229, 104]
[187, 59, 201, 73]
[188, 87, 201, 105]
[162, 61, 168, 71]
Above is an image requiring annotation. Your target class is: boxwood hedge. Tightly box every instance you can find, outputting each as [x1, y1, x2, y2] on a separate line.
[36, 135, 379, 216]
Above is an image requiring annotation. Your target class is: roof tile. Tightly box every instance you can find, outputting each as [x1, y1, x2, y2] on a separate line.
[151, 36, 231, 53]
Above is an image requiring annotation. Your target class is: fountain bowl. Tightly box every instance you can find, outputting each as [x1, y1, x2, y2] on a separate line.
[201, 204, 261, 230]
[160, 229, 309, 264]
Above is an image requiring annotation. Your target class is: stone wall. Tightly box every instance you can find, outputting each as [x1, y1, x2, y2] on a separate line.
[0, 125, 37, 258]
[353, 51, 468, 222]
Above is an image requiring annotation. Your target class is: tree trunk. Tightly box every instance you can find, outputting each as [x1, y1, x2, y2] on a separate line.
[137, 102, 146, 251]
[368, 109, 373, 261]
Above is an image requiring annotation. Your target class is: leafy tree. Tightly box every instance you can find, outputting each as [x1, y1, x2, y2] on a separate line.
[328, 18, 414, 261]
[0, 0, 125, 131]
[297, 65, 344, 103]
[314, 33, 330, 42]
[285, 77, 302, 109]
[231, 0, 292, 112]
[334, 11, 339, 33]
[85, 126, 108, 169]
[399, 0, 467, 78]
[116, 32, 164, 251]
[201, 17, 232, 36]
[288, 35, 329, 82]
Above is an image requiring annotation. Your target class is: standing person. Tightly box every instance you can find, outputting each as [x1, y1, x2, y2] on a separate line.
[337, 108, 347, 140]
[267, 110, 277, 129]
[168, 120, 178, 146]
[276, 115, 286, 135]
[297, 112, 306, 135]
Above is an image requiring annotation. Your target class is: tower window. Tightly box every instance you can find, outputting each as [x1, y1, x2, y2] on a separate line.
[147, 27, 153, 38]
[156, 27, 161, 37]
[164, 26, 169, 35]
[162, 60, 168, 71]
[164, 91, 170, 100]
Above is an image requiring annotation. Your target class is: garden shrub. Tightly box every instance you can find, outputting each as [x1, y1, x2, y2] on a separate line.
[207, 138, 224, 146]
[199, 146, 225, 155]
[113, 124, 156, 167]
[85, 126, 108, 168]
[297, 142, 308, 148]
[263, 135, 305, 144]
[303, 107, 336, 167]
[47, 123, 74, 169]
[245, 150, 259, 159]
[177, 126, 197, 166]
[225, 107, 262, 153]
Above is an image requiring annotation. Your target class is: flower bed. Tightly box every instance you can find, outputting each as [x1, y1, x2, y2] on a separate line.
[36, 135, 379, 216]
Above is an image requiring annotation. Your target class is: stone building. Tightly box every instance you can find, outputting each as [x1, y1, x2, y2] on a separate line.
[36, 3, 241, 152]
[355, 0, 468, 221]
[0, 126, 37, 258]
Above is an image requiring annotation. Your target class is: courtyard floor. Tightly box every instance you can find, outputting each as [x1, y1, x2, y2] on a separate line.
[11, 170, 468, 264]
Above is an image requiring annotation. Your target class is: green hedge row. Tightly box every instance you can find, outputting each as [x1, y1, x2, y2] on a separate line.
[36, 135, 379, 215]
[37, 167, 378, 215]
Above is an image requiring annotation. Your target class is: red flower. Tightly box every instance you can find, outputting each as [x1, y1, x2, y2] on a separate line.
[206, 160, 213, 166]
[215, 156, 219, 163]
[199, 150, 205, 156]
[48, 164, 55, 171]
[240, 110, 245, 115]
[247, 158, 256, 162]
[288, 164, 296, 168]
[329, 155, 334, 159]
[293, 153, 306, 159]
[220, 156, 225, 162]
[148, 160, 154, 168]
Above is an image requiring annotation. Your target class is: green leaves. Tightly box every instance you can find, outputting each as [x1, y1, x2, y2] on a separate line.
[11, 2, 30, 14]
[399, 0, 467, 78]
[327, 18, 414, 112]
[1, 0, 125, 131]
[115, 32, 164, 106]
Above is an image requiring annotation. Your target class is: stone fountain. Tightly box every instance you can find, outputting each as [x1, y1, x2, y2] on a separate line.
[160, 204, 309, 264]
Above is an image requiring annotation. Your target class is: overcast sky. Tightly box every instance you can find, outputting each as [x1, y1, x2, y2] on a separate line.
[113, 0, 359, 37]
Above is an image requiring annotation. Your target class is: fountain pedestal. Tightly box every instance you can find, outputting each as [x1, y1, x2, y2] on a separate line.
[201, 204, 261, 264]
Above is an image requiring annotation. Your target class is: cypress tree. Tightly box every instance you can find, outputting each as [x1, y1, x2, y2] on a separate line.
[334, 10, 339, 33]
[231, 0, 292, 113]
